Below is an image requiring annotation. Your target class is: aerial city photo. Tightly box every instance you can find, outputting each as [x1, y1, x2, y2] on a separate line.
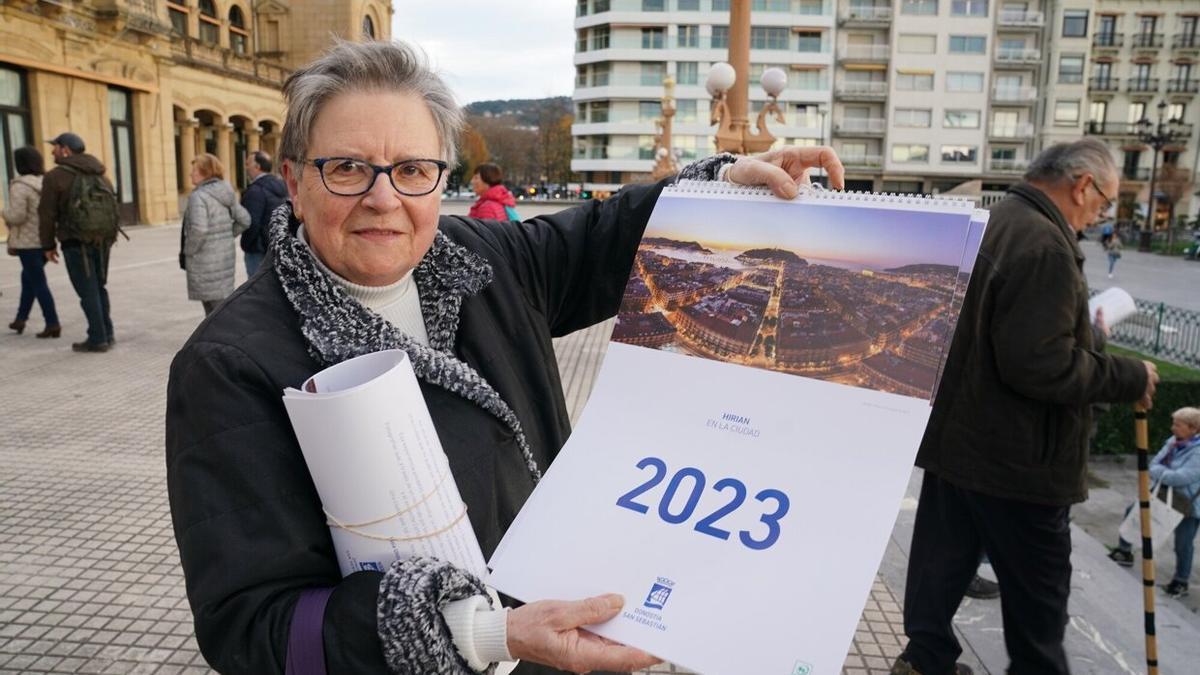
[613, 196, 977, 401]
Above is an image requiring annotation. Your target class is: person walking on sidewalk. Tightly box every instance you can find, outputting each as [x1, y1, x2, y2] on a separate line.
[468, 163, 518, 220]
[181, 153, 250, 316]
[239, 150, 287, 276]
[37, 132, 120, 353]
[892, 138, 1159, 675]
[1104, 233, 1122, 279]
[1108, 407, 1200, 597]
[4, 146, 60, 338]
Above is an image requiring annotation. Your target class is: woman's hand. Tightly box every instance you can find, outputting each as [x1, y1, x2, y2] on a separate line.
[507, 593, 660, 673]
[727, 145, 845, 198]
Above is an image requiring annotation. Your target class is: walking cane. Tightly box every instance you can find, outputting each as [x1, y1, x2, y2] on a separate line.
[1134, 404, 1159, 675]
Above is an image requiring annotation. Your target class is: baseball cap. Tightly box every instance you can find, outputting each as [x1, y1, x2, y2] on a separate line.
[47, 132, 86, 153]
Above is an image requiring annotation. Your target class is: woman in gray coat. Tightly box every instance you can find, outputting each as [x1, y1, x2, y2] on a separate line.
[182, 153, 250, 315]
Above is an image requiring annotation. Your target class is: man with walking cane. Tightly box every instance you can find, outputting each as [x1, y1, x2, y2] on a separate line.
[890, 138, 1159, 675]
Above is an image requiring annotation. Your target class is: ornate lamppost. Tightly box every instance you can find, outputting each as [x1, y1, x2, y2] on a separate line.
[704, 0, 786, 154]
[1135, 100, 1186, 251]
[651, 75, 681, 180]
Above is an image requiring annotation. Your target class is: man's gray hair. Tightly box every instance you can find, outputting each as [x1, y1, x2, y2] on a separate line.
[1023, 138, 1117, 185]
[279, 40, 463, 170]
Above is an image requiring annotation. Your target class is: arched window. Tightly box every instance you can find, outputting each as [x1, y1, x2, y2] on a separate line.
[229, 6, 250, 55]
[362, 14, 376, 39]
[199, 0, 219, 44]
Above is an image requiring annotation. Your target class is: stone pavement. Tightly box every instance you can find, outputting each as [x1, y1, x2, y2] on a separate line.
[2, 206, 1197, 675]
[1080, 236, 1200, 312]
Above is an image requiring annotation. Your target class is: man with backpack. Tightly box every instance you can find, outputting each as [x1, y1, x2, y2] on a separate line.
[239, 150, 287, 276]
[38, 132, 121, 353]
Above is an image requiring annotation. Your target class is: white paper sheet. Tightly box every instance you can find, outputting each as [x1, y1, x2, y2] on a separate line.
[283, 350, 488, 579]
[1089, 287, 1137, 326]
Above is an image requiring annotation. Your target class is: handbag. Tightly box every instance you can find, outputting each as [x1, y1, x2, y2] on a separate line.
[1118, 482, 1186, 552]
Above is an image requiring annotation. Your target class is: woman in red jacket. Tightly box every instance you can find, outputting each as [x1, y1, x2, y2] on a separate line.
[468, 163, 518, 220]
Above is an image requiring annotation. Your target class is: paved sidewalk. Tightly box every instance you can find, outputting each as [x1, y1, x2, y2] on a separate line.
[1080, 237, 1200, 312]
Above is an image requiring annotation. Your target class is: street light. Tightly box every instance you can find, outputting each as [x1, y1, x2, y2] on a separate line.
[704, 0, 786, 154]
[1135, 100, 1186, 251]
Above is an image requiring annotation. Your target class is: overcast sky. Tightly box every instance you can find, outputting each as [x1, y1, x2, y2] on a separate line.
[391, 2, 577, 105]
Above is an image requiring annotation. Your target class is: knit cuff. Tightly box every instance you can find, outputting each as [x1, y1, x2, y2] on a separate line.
[377, 556, 492, 675]
[443, 596, 511, 671]
[676, 153, 738, 183]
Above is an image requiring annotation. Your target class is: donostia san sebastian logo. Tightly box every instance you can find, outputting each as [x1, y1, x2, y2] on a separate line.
[791, 661, 813, 675]
[643, 576, 675, 610]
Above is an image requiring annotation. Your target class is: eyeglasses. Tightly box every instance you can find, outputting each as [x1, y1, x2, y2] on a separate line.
[306, 157, 448, 197]
[1086, 176, 1114, 215]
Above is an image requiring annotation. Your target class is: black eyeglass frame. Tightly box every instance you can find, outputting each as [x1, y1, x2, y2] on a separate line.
[1076, 173, 1114, 214]
[306, 157, 449, 197]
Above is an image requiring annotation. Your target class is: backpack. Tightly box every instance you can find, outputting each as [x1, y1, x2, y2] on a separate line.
[62, 166, 122, 245]
[504, 205, 521, 221]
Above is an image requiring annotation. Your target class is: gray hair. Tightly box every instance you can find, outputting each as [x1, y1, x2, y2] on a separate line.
[1023, 138, 1117, 185]
[279, 40, 463, 170]
[1173, 407, 1200, 429]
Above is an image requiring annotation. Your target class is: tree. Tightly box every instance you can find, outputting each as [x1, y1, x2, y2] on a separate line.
[1158, 164, 1193, 249]
[456, 124, 490, 190]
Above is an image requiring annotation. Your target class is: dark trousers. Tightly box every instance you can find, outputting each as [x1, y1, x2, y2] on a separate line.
[63, 243, 114, 346]
[901, 472, 1072, 675]
[15, 249, 59, 326]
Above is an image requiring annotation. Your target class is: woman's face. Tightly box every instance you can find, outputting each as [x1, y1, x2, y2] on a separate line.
[1171, 418, 1199, 441]
[189, 163, 204, 187]
[470, 172, 486, 197]
[283, 89, 443, 287]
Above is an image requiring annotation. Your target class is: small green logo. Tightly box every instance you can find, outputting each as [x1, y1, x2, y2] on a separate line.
[791, 661, 813, 675]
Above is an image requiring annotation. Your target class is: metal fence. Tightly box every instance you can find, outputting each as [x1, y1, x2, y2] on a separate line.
[1106, 295, 1200, 369]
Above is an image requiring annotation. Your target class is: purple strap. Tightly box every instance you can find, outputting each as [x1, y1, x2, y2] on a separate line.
[286, 588, 334, 675]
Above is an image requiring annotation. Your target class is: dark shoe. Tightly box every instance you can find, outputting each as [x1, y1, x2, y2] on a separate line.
[71, 341, 110, 353]
[1164, 580, 1189, 597]
[8, 319, 25, 334]
[1108, 548, 1134, 567]
[965, 575, 1000, 599]
[36, 325, 62, 339]
[890, 658, 974, 675]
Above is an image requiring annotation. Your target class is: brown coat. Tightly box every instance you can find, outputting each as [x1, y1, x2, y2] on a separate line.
[38, 152, 111, 248]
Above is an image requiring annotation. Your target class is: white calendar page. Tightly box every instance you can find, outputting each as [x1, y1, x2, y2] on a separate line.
[489, 185, 987, 675]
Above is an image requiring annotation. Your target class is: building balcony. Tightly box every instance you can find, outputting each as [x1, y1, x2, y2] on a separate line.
[835, 81, 887, 99]
[833, 117, 886, 135]
[1093, 33, 1123, 49]
[991, 86, 1037, 104]
[842, 154, 884, 169]
[1088, 76, 1120, 92]
[1174, 33, 1200, 51]
[989, 123, 1034, 140]
[1084, 121, 1140, 136]
[997, 10, 1043, 29]
[994, 47, 1042, 66]
[837, 6, 891, 26]
[1131, 33, 1164, 49]
[169, 37, 289, 87]
[988, 159, 1029, 173]
[1176, 123, 1195, 138]
[1166, 79, 1200, 95]
[1122, 167, 1151, 182]
[1127, 78, 1159, 93]
[837, 44, 889, 61]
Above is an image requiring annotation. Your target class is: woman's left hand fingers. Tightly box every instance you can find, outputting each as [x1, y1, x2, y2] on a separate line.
[726, 145, 845, 195]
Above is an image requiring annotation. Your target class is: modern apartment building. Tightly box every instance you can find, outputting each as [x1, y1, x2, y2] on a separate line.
[572, 0, 836, 192]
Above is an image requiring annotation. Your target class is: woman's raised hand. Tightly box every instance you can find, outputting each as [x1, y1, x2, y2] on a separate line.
[727, 145, 846, 198]
[507, 593, 661, 673]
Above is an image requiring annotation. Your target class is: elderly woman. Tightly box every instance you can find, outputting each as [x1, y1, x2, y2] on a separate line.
[181, 153, 251, 315]
[165, 41, 843, 675]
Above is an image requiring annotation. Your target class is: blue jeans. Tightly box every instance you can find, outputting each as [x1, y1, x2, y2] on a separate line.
[244, 251, 265, 277]
[1117, 506, 1199, 583]
[63, 243, 114, 346]
[15, 249, 59, 325]
[1107, 253, 1119, 274]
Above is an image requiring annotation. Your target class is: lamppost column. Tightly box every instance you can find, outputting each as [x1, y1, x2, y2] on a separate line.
[726, 0, 752, 153]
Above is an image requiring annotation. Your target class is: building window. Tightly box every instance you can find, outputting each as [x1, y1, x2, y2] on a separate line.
[230, 6, 251, 53]
[950, 0, 987, 17]
[753, 0, 790, 9]
[591, 62, 610, 86]
[943, 110, 981, 128]
[892, 144, 930, 163]
[748, 64, 787, 85]
[576, 66, 587, 87]
[898, 34, 936, 53]
[678, 25, 699, 48]
[945, 71, 984, 92]
[589, 101, 609, 123]
[1168, 102, 1186, 123]
[594, 0, 611, 10]
[948, 35, 987, 54]
[198, 0, 220, 44]
[0, 66, 32, 206]
[993, 109, 1019, 134]
[642, 28, 665, 49]
[1058, 54, 1084, 83]
[1062, 9, 1088, 38]
[712, 0, 730, 10]
[676, 99, 699, 123]
[797, 0, 824, 15]
[643, 0, 665, 10]
[1054, 100, 1080, 125]
[750, 27, 790, 50]
[639, 101, 662, 122]
[901, 0, 938, 16]
[591, 26, 610, 50]
[712, 26, 729, 49]
[362, 14, 375, 40]
[991, 146, 1016, 161]
[941, 145, 977, 162]
[1128, 101, 1146, 124]
[677, 0, 699, 9]
[792, 69, 825, 90]
[677, 62, 699, 85]
[167, 2, 188, 35]
[894, 108, 932, 127]
[641, 62, 666, 86]
[896, 72, 935, 91]
[576, 0, 588, 17]
[796, 31, 822, 53]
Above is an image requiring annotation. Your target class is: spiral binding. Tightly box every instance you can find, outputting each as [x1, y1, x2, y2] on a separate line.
[669, 179, 975, 209]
